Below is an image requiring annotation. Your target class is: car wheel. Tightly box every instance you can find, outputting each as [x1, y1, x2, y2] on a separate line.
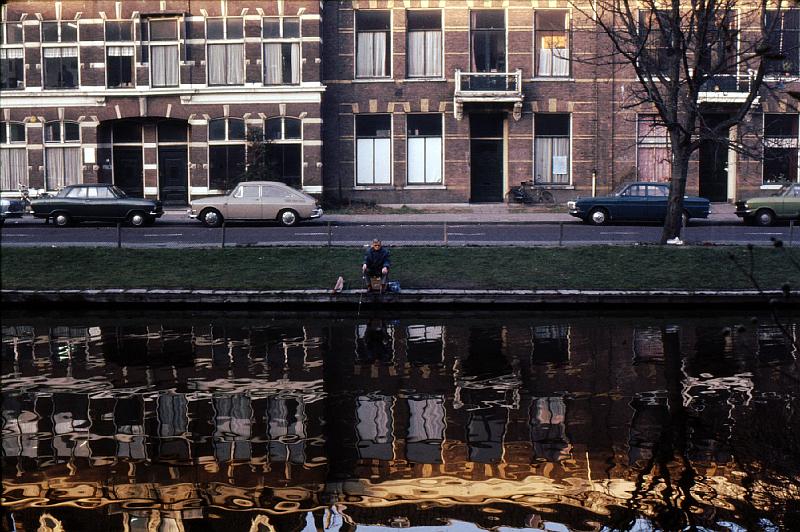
[755, 209, 775, 227]
[128, 211, 146, 227]
[278, 209, 299, 227]
[200, 209, 223, 228]
[54, 212, 71, 227]
[588, 207, 608, 226]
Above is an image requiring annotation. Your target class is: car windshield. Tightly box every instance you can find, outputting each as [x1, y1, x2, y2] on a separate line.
[612, 183, 632, 196]
[110, 186, 126, 198]
[779, 184, 796, 197]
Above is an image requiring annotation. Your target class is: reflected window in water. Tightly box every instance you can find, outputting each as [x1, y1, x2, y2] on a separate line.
[356, 394, 394, 460]
[266, 397, 307, 464]
[627, 394, 669, 467]
[114, 396, 146, 460]
[213, 394, 252, 462]
[632, 327, 668, 363]
[530, 397, 571, 462]
[356, 320, 395, 364]
[531, 325, 570, 365]
[757, 324, 797, 364]
[467, 407, 507, 463]
[406, 394, 445, 464]
[406, 325, 444, 365]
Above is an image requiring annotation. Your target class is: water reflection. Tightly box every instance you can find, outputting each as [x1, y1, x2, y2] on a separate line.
[2, 310, 798, 531]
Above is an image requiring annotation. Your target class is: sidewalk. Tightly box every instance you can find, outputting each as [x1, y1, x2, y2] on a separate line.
[162, 203, 741, 225]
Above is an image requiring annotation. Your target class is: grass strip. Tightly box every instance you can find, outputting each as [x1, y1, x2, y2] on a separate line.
[1, 246, 798, 291]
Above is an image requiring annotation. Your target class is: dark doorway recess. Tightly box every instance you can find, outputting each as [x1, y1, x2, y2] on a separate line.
[113, 147, 143, 198]
[699, 114, 730, 202]
[470, 113, 504, 202]
[158, 147, 188, 206]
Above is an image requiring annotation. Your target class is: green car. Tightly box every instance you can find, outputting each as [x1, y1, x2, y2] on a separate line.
[735, 183, 800, 226]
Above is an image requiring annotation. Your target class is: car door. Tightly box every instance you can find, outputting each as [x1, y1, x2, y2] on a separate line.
[617, 184, 648, 220]
[86, 186, 118, 220]
[63, 186, 88, 218]
[261, 184, 287, 220]
[645, 184, 669, 221]
[226, 184, 261, 220]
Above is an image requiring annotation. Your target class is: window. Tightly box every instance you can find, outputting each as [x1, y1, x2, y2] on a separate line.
[637, 115, 671, 182]
[148, 19, 179, 87]
[0, 48, 24, 89]
[44, 121, 81, 190]
[262, 17, 300, 85]
[407, 11, 442, 78]
[105, 21, 134, 88]
[43, 47, 79, 89]
[264, 117, 302, 188]
[356, 11, 391, 78]
[207, 17, 244, 86]
[356, 115, 391, 185]
[470, 10, 505, 72]
[534, 114, 570, 184]
[407, 114, 442, 184]
[208, 118, 246, 190]
[763, 113, 799, 184]
[535, 11, 569, 77]
[41, 21, 78, 43]
[0, 122, 27, 190]
[765, 10, 800, 76]
[638, 10, 672, 75]
[2, 21, 24, 44]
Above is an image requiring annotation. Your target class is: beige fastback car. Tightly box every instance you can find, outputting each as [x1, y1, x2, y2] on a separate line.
[188, 181, 323, 227]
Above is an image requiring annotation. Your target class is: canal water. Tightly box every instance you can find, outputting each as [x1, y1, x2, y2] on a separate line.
[1, 310, 798, 531]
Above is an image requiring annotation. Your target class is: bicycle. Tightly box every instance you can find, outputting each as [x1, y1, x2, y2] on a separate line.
[507, 180, 555, 205]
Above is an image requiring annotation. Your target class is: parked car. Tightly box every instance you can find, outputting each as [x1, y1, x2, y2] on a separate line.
[568, 182, 710, 226]
[30, 184, 163, 227]
[735, 182, 800, 226]
[188, 181, 323, 227]
[0, 197, 26, 224]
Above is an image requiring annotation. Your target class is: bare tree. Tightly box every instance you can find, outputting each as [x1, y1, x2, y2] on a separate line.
[575, 0, 792, 243]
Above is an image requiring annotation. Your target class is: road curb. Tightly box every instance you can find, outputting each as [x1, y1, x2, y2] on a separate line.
[3, 289, 795, 308]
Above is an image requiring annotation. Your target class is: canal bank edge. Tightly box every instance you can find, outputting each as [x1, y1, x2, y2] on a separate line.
[2, 289, 797, 308]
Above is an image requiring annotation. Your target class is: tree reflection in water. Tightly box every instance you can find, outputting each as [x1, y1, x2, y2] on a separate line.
[1, 310, 798, 531]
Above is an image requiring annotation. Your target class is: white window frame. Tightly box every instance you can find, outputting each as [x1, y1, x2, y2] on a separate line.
[104, 20, 135, 88]
[44, 120, 82, 191]
[469, 9, 508, 74]
[354, 10, 393, 79]
[1, 15, 25, 90]
[261, 16, 302, 86]
[264, 116, 304, 187]
[532, 9, 571, 78]
[205, 17, 245, 86]
[355, 114, 393, 186]
[405, 9, 444, 79]
[208, 118, 247, 190]
[406, 113, 443, 186]
[636, 114, 672, 182]
[533, 113, 572, 186]
[147, 18, 180, 88]
[0, 121, 28, 190]
[762, 113, 800, 185]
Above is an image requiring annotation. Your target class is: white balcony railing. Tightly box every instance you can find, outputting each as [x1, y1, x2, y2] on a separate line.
[453, 69, 524, 120]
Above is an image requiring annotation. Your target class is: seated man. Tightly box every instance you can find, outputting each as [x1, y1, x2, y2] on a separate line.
[362, 238, 390, 292]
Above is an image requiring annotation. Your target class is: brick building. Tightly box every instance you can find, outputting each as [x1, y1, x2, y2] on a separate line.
[1, 0, 798, 206]
[0, 0, 324, 205]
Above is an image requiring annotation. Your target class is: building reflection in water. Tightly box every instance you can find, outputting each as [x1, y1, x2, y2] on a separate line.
[2, 312, 798, 531]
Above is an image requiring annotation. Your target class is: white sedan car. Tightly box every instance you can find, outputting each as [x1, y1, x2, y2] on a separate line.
[189, 181, 323, 227]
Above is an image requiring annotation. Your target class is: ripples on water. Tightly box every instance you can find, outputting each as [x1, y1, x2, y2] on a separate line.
[1, 310, 798, 531]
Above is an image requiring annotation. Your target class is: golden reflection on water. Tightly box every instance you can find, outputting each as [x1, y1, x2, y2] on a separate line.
[2, 313, 798, 530]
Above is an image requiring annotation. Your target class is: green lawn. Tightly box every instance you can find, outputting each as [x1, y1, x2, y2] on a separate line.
[2, 246, 798, 291]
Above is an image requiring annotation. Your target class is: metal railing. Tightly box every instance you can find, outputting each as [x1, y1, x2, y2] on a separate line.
[699, 73, 753, 94]
[454, 69, 523, 97]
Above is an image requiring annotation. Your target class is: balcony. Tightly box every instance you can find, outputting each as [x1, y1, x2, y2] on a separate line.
[453, 69, 523, 120]
[698, 73, 754, 103]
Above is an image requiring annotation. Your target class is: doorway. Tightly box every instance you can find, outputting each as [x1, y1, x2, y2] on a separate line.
[113, 147, 143, 198]
[158, 147, 188, 205]
[699, 115, 730, 202]
[470, 113, 505, 202]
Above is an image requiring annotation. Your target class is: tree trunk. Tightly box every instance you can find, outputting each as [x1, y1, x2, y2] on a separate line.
[660, 150, 691, 244]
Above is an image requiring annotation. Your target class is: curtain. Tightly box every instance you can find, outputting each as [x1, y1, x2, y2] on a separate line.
[107, 45, 134, 57]
[207, 44, 226, 84]
[408, 137, 442, 184]
[289, 43, 300, 84]
[407, 397, 445, 442]
[356, 138, 374, 184]
[535, 138, 570, 184]
[227, 44, 244, 84]
[0, 148, 27, 190]
[0, 48, 23, 59]
[46, 147, 81, 190]
[264, 43, 282, 84]
[553, 48, 569, 76]
[425, 31, 442, 76]
[356, 395, 393, 443]
[151, 45, 178, 86]
[408, 31, 426, 77]
[356, 32, 386, 77]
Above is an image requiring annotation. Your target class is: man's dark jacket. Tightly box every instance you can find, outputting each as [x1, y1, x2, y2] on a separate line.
[363, 247, 391, 275]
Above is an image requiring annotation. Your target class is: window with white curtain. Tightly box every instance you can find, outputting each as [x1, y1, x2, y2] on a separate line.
[0, 121, 27, 190]
[0, 48, 24, 89]
[206, 17, 244, 86]
[356, 115, 392, 185]
[406, 394, 445, 464]
[637, 115, 671, 182]
[534, 114, 570, 185]
[407, 10, 442, 78]
[44, 121, 81, 190]
[355, 394, 394, 460]
[535, 11, 569, 77]
[148, 19, 179, 87]
[407, 114, 442, 184]
[43, 47, 79, 89]
[356, 11, 391, 78]
[105, 20, 134, 88]
[262, 17, 301, 85]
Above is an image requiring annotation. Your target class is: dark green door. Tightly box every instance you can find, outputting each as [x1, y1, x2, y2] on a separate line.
[158, 147, 188, 206]
[470, 114, 505, 203]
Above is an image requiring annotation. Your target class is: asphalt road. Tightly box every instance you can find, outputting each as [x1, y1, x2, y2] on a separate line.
[1, 217, 798, 247]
